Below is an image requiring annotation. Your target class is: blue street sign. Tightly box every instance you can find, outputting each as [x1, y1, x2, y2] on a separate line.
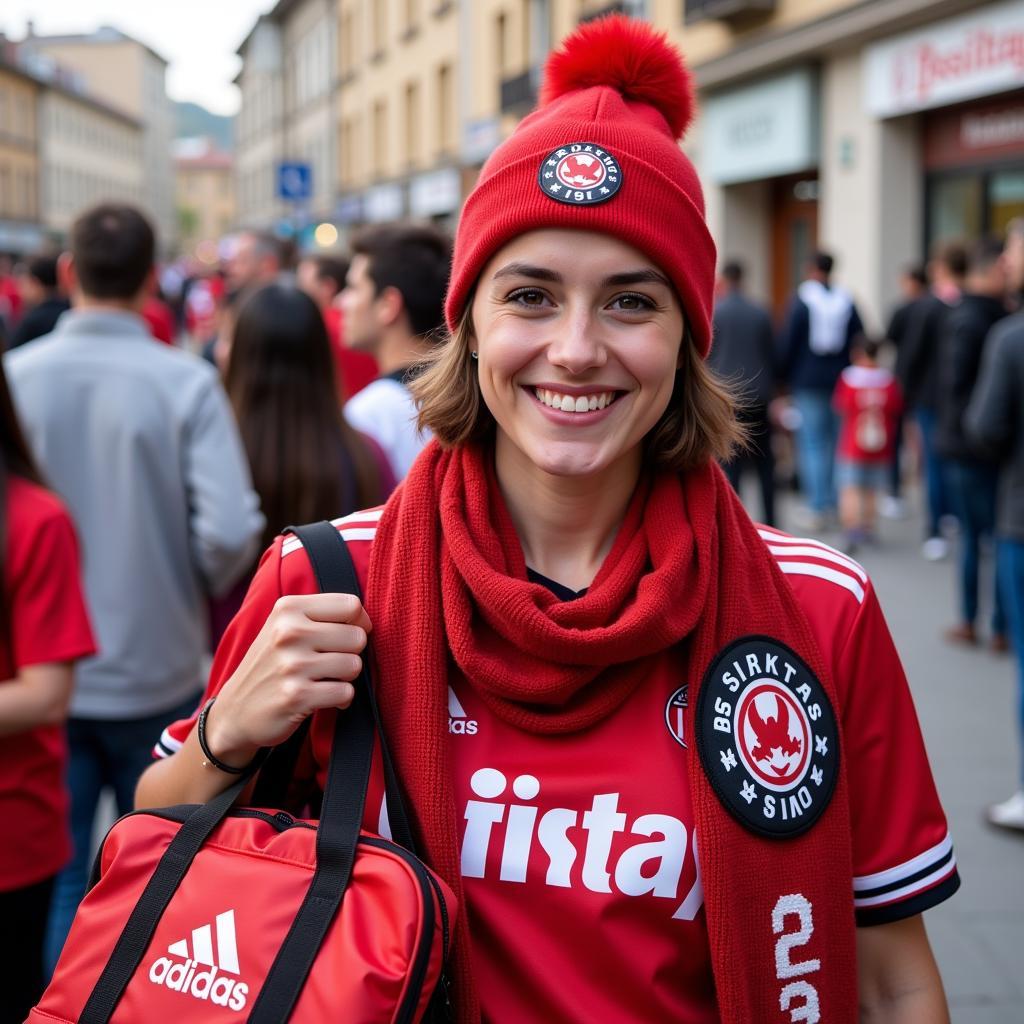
[276, 162, 313, 201]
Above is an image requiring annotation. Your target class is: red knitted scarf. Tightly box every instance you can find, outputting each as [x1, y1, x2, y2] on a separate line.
[367, 442, 857, 1023]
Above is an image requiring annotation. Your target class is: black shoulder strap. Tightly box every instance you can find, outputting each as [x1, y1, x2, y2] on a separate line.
[246, 521, 416, 1021]
[277, 521, 416, 852]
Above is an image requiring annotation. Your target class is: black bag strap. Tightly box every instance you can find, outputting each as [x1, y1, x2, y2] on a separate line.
[246, 521, 416, 1020]
[80, 521, 413, 1023]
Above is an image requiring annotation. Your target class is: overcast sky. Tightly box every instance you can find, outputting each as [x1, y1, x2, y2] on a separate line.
[1, 1, 277, 115]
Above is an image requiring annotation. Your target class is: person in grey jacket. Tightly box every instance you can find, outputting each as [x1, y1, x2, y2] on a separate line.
[966, 218, 1024, 832]
[4, 203, 264, 969]
[709, 260, 777, 525]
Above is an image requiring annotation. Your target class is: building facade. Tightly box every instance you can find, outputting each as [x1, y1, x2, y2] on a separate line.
[235, 0, 338, 240]
[334, 0, 463, 229]
[229, 0, 1024, 325]
[235, 16, 287, 232]
[21, 28, 177, 253]
[175, 139, 236, 259]
[36, 82, 144, 238]
[0, 58, 43, 253]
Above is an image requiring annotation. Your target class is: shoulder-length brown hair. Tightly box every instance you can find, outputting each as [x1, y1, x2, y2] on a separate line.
[412, 309, 748, 470]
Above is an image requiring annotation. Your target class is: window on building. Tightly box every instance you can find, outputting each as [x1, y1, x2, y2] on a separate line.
[342, 8, 356, 75]
[496, 13, 508, 76]
[404, 81, 420, 169]
[521, 0, 531, 67]
[341, 117, 353, 186]
[438, 63, 454, 157]
[373, 98, 388, 176]
[373, 1, 387, 55]
[405, 0, 420, 33]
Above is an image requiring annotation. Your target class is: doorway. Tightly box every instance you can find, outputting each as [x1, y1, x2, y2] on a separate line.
[770, 174, 819, 323]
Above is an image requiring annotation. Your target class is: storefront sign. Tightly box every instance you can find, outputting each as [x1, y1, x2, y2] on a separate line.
[923, 93, 1024, 169]
[334, 194, 364, 225]
[865, 0, 1024, 118]
[409, 167, 461, 217]
[703, 68, 818, 185]
[364, 182, 404, 222]
[0, 221, 47, 252]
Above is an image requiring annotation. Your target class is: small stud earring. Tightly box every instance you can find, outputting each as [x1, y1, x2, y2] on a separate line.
[470, 351, 478, 360]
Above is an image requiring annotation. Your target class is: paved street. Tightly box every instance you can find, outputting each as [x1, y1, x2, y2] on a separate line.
[771, 487, 1024, 1023]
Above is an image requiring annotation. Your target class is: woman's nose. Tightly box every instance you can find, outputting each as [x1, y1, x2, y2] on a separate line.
[544, 306, 607, 374]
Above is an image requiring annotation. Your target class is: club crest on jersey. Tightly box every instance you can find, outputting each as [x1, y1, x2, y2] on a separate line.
[695, 637, 839, 838]
[665, 685, 688, 748]
[537, 142, 622, 206]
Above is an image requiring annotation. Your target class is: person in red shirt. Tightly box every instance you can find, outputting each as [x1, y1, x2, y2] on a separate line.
[0, 361, 95, 1022]
[296, 252, 378, 400]
[832, 335, 904, 552]
[137, 17, 955, 1023]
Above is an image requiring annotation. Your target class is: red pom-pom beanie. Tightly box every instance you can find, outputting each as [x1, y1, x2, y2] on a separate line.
[445, 14, 717, 357]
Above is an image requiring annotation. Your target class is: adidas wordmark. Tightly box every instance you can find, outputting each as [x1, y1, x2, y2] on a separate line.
[148, 909, 249, 1011]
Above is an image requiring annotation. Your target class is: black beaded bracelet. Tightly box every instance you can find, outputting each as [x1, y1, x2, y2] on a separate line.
[197, 697, 252, 775]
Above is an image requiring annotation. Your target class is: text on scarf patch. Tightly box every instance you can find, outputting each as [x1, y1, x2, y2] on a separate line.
[460, 768, 703, 921]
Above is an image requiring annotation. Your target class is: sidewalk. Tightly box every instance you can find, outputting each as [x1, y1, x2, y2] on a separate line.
[773, 489, 1024, 1023]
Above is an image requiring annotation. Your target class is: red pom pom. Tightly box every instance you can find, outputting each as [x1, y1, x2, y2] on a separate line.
[539, 15, 695, 139]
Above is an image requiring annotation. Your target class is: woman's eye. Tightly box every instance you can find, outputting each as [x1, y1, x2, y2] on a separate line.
[610, 292, 654, 312]
[508, 288, 548, 307]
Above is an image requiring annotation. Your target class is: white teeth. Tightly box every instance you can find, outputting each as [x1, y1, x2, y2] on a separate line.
[532, 388, 617, 413]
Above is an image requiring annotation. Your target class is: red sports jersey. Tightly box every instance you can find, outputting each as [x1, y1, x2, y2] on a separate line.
[158, 512, 957, 1021]
[833, 365, 903, 464]
[1, 477, 96, 891]
[324, 306, 378, 401]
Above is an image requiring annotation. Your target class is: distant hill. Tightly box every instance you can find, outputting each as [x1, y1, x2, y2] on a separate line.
[175, 102, 233, 151]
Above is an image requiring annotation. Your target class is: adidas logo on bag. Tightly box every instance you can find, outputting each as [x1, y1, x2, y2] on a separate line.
[448, 686, 478, 735]
[148, 909, 249, 1011]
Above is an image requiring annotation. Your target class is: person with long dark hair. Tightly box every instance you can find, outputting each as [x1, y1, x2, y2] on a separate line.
[0, 361, 95, 1022]
[207, 284, 394, 641]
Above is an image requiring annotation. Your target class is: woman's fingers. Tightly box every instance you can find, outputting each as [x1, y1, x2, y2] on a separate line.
[308, 651, 364, 682]
[279, 592, 373, 633]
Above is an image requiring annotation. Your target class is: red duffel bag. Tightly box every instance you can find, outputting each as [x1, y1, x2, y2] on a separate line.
[30, 522, 455, 1023]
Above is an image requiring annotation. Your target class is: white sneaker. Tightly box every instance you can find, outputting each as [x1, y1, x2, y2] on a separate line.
[880, 496, 907, 520]
[987, 791, 1024, 832]
[922, 537, 948, 561]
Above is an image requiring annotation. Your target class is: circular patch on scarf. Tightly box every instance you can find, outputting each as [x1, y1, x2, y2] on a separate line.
[694, 636, 839, 839]
[537, 142, 622, 206]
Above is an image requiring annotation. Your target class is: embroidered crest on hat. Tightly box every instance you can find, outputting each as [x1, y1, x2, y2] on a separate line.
[538, 142, 622, 206]
[695, 636, 839, 838]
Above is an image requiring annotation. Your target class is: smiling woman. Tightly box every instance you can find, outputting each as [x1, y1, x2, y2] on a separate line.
[136, 14, 958, 1024]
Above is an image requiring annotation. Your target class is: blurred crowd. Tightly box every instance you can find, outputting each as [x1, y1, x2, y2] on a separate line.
[708, 219, 1024, 832]
[1, 199, 1024, 1016]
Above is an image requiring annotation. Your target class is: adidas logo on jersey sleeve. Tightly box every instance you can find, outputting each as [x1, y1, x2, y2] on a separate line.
[448, 685, 478, 735]
[147, 909, 248, 1010]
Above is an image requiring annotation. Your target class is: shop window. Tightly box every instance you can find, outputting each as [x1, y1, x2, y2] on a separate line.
[991, 170, 1024, 236]
[928, 174, 984, 247]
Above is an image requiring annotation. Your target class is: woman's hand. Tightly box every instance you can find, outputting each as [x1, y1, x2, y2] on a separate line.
[201, 593, 372, 769]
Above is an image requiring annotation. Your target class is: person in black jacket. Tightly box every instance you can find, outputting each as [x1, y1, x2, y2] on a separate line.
[937, 236, 1009, 648]
[709, 260, 777, 525]
[778, 251, 863, 528]
[895, 243, 967, 560]
[6, 255, 69, 350]
[966, 217, 1024, 829]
